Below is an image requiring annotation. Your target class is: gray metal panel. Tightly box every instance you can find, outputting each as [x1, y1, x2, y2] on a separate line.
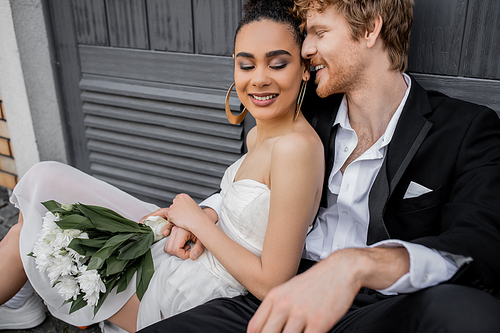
[79, 75, 239, 121]
[87, 140, 227, 177]
[85, 128, 240, 165]
[83, 114, 242, 152]
[79, 74, 243, 204]
[193, 0, 242, 56]
[411, 73, 500, 115]
[408, 0, 468, 75]
[82, 101, 241, 139]
[90, 152, 220, 188]
[460, 0, 500, 79]
[105, 0, 149, 49]
[72, 0, 109, 46]
[48, 0, 91, 172]
[79, 45, 235, 90]
[147, 0, 194, 53]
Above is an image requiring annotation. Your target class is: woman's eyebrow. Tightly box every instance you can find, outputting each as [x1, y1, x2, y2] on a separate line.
[235, 50, 292, 59]
[265, 50, 292, 58]
[235, 52, 254, 59]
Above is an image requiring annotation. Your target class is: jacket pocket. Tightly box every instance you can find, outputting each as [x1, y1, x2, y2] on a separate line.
[393, 186, 443, 214]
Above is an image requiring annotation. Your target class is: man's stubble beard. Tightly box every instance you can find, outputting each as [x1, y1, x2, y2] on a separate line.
[315, 59, 365, 98]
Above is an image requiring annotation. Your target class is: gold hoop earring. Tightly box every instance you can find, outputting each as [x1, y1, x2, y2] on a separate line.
[225, 82, 248, 124]
[294, 80, 307, 121]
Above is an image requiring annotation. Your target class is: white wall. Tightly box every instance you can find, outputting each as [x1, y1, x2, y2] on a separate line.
[0, 0, 67, 177]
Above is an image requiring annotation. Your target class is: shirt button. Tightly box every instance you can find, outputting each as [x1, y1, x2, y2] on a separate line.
[336, 245, 342, 250]
[342, 211, 348, 216]
[421, 275, 428, 283]
[344, 147, 348, 152]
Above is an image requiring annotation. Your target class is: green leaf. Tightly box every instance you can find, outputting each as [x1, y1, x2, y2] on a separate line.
[41, 200, 61, 211]
[117, 232, 154, 260]
[68, 238, 107, 256]
[27, 252, 35, 258]
[116, 260, 139, 293]
[56, 214, 95, 231]
[76, 204, 145, 234]
[105, 255, 130, 276]
[136, 249, 154, 301]
[42, 200, 77, 217]
[83, 204, 137, 225]
[69, 294, 87, 314]
[88, 233, 135, 270]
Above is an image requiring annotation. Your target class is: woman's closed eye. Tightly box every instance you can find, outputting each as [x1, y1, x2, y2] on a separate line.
[240, 65, 255, 70]
[238, 61, 255, 70]
[269, 62, 287, 70]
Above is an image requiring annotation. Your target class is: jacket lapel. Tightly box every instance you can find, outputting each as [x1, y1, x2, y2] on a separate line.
[366, 77, 433, 244]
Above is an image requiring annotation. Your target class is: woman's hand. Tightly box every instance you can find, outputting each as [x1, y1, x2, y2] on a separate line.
[139, 208, 174, 236]
[166, 193, 210, 233]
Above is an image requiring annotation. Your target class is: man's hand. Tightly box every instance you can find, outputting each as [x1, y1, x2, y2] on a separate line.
[247, 247, 409, 333]
[164, 225, 204, 260]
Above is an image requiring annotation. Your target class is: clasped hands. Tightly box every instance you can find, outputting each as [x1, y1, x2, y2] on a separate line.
[140, 193, 218, 261]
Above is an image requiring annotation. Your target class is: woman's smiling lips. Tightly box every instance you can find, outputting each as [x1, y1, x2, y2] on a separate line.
[249, 93, 279, 106]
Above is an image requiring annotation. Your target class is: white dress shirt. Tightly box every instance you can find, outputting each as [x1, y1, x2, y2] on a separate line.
[201, 74, 463, 294]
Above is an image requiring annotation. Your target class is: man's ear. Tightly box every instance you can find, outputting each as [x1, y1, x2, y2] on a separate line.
[365, 14, 383, 49]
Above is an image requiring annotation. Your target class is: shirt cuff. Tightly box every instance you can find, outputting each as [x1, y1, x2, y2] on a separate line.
[370, 240, 459, 294]
[199, 193, 222, 221]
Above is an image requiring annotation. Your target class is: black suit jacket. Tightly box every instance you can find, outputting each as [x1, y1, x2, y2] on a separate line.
[301, 74, 500, 293]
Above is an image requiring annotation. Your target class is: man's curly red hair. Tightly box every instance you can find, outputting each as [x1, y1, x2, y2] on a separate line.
[293, 0, 414, 72]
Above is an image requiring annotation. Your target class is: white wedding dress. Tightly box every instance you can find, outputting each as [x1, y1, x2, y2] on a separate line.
[11, 155, 270, 330]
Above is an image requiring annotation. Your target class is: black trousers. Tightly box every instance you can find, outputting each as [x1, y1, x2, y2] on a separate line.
[139, 260, 500, 333]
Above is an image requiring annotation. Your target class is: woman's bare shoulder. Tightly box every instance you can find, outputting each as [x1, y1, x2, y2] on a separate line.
[272, 121, 324, 164]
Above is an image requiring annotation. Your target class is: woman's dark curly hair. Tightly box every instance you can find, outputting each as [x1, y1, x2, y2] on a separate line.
[234, 0, 304, 48]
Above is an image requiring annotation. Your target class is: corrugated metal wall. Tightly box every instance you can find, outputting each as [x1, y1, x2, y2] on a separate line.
[50, 0, 247, 206]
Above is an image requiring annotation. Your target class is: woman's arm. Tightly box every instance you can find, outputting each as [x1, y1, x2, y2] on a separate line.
[167, 131, 324, 300]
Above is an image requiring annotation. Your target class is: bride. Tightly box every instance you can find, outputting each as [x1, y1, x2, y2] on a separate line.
[0, 0, 324, 331]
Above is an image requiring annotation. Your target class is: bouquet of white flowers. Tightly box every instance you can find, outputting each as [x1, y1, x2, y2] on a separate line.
[29, 200, 168, 316]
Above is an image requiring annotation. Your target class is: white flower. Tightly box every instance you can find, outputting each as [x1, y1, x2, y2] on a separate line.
[54, 275, 80, 300]
[39, 213, 61, 240]
[50, 229, 82, 249]
[47, 253, 78, 284]
[42, 211, 61, 226]
[67, 248, 87, 268]
[77, 268, 106, 307]
[32, 240, 55, 272]
[144, 215, 169, 242]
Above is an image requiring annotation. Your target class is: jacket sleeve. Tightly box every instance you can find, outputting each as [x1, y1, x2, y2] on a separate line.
[413, 107, 500, 292]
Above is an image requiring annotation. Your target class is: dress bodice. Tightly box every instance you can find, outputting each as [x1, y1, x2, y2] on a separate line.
[197, 155, 271, 290]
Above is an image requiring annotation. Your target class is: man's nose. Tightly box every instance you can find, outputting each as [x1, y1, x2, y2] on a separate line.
[302, 35, 316, 60]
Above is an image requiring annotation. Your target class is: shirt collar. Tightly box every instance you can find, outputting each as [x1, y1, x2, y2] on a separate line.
[333, 73, 412, 150]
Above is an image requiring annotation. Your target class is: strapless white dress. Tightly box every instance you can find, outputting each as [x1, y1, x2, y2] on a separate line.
[10, 155, 270, 330]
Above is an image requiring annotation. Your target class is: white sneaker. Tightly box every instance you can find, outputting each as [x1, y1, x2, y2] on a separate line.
[0, 293, 46, 329]
[99, 320, 128, 333]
